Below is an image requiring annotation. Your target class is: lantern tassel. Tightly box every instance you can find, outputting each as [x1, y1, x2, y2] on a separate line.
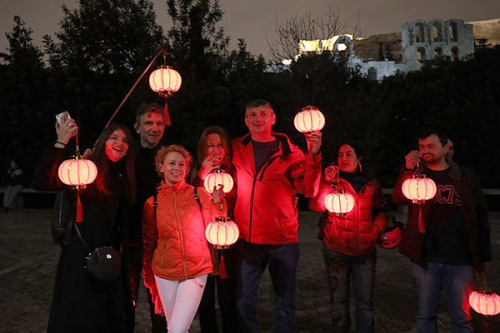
[76, 190, 83, 223]
[211, 245, 219, 275]
[418, 205, 425, 233]
[164, 100, 171, 126]
[219, 252, 228, 279]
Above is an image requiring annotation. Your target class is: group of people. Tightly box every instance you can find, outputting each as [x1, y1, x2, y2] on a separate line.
[32, 99, 490, 333]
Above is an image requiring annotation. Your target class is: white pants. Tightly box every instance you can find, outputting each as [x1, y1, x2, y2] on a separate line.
[155, 274, 208, 333]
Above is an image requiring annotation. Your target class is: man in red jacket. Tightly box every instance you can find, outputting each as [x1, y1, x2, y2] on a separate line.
[232, 99, 322, 332]
[392, 130, 490, 333]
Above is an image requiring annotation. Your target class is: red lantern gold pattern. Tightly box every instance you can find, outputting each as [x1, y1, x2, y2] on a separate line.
[402, 175, 437, 204]
[149, 65, 182, 126]
[294, 105, 325, 133]
[204, 169, 234, 194]
[58, 158, 98, 187]
[149, 66, 182, 96]
[469, 290, 500, 316]
[58, 157, 98, 223]
[402, 174, 437, 233]
[324, 191, 355, 215]
[205, 217, 240, 248]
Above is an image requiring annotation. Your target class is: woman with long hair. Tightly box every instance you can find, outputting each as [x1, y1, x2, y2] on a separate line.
[192, 126, 238, 333]
[309, 142, 387, 333]
[142, 144, 226, 333]
[32, 113, 136, 332]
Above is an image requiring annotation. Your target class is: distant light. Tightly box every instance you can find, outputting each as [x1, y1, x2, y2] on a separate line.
[337, 43, 347, 51]
[282, 59, 292, 65]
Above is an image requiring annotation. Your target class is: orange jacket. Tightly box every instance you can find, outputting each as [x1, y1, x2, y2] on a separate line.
[142, 181, 226, 292]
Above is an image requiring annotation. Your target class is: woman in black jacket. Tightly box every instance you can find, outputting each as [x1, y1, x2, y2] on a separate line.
[32, 113, 136, 332]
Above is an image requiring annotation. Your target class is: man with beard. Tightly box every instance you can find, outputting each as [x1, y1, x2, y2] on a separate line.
[392, 129, 491, 333]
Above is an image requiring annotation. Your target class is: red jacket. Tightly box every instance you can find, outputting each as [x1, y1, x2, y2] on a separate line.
[232, 132, 321, 244]
[309, 178, 387, 256]
[142, 181, 226, 293]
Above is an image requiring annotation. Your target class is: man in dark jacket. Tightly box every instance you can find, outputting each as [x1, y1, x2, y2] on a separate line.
[129, 103, 167, 332]
[232, 99, 322, 332]
[392, 130, 491, 333]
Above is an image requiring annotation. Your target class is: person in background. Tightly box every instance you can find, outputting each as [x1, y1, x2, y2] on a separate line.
[232, 99, 322, 332]
[129, 103, 167, 332]
[309, 142, 387, 333]
[193, 126, 238, 333]
[1, 160, 24, 213]
[445, 138, 454, 162]
[142, 144, 226, 333]
[32, 113, 136, 332]
[392, 129, 490, 333]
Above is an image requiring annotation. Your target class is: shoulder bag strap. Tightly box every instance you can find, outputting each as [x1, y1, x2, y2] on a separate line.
[73, 222, 90, 253]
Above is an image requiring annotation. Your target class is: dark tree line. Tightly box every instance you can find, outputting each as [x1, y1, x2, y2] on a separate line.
[1, 1, 500, 189]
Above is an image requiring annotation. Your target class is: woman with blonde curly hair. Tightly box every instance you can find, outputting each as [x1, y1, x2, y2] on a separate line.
[142, 144, 226, 333]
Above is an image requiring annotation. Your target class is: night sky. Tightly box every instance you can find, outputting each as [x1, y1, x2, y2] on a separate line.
[1, 0, 499, 59]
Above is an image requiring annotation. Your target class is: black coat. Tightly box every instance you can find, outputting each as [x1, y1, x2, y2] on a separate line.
[32, 147, 134, 332]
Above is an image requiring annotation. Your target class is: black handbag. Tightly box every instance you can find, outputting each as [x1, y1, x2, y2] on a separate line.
[74, 222, 122, 282]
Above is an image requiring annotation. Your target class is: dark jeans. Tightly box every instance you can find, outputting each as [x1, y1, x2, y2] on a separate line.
[198, 247, 238, 333]
[236, 240, 299, 333]
[129, 245, 167, 333]
[412, 262, 474, 333]
[322, 244, 376, 333]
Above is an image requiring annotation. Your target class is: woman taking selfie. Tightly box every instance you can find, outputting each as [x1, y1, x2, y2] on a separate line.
[32, 113, 136, 332]
[309, 142, 387, 333]
[142, 144, 226, 333]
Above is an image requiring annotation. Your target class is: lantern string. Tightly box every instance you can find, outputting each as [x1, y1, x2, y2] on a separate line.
[95, 45, 167, 147]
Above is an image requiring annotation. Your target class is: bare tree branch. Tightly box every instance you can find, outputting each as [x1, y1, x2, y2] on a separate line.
[267, 8, 363, 63]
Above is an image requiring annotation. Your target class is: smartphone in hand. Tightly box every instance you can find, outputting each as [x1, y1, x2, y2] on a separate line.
[55, 111, 71, 125]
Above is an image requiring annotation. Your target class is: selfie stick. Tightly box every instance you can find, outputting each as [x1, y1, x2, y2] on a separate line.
[94, 46, 166, 146]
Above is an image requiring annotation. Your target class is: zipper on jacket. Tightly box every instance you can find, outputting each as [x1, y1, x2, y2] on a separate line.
[161, 243, 166, 267]
[258, 155, 281, 182]
[173, 191, 188, 279]
[248, 175, 258, 243]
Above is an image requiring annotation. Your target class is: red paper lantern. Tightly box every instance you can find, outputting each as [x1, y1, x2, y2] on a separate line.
[469, 290, 500, 316]
[324, 191, 355, 215]
[294, 105, 325, 133]
[58, 158, 98, 187]
[149, 65, 182, 97]
[402, 175, 437, 203]
[204, 169, 234, 194]
[149, 65, 182, 126]
[205, 217, 240, 248]
[58, 156, 98, 223]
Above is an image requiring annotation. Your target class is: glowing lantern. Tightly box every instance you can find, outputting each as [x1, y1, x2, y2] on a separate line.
[294, 105, 325, 133]
[204, 169, 234, 194]
[58, 158, 98, 187]
[325, 191, 355, 215]
[57, 131, 98, 223]
[469, 290, 500, 316]
[402, 174, 437, 233]
[402, 175, 437, 203]
[149, 65, 182, 126]
[205, 217, 240, 249]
